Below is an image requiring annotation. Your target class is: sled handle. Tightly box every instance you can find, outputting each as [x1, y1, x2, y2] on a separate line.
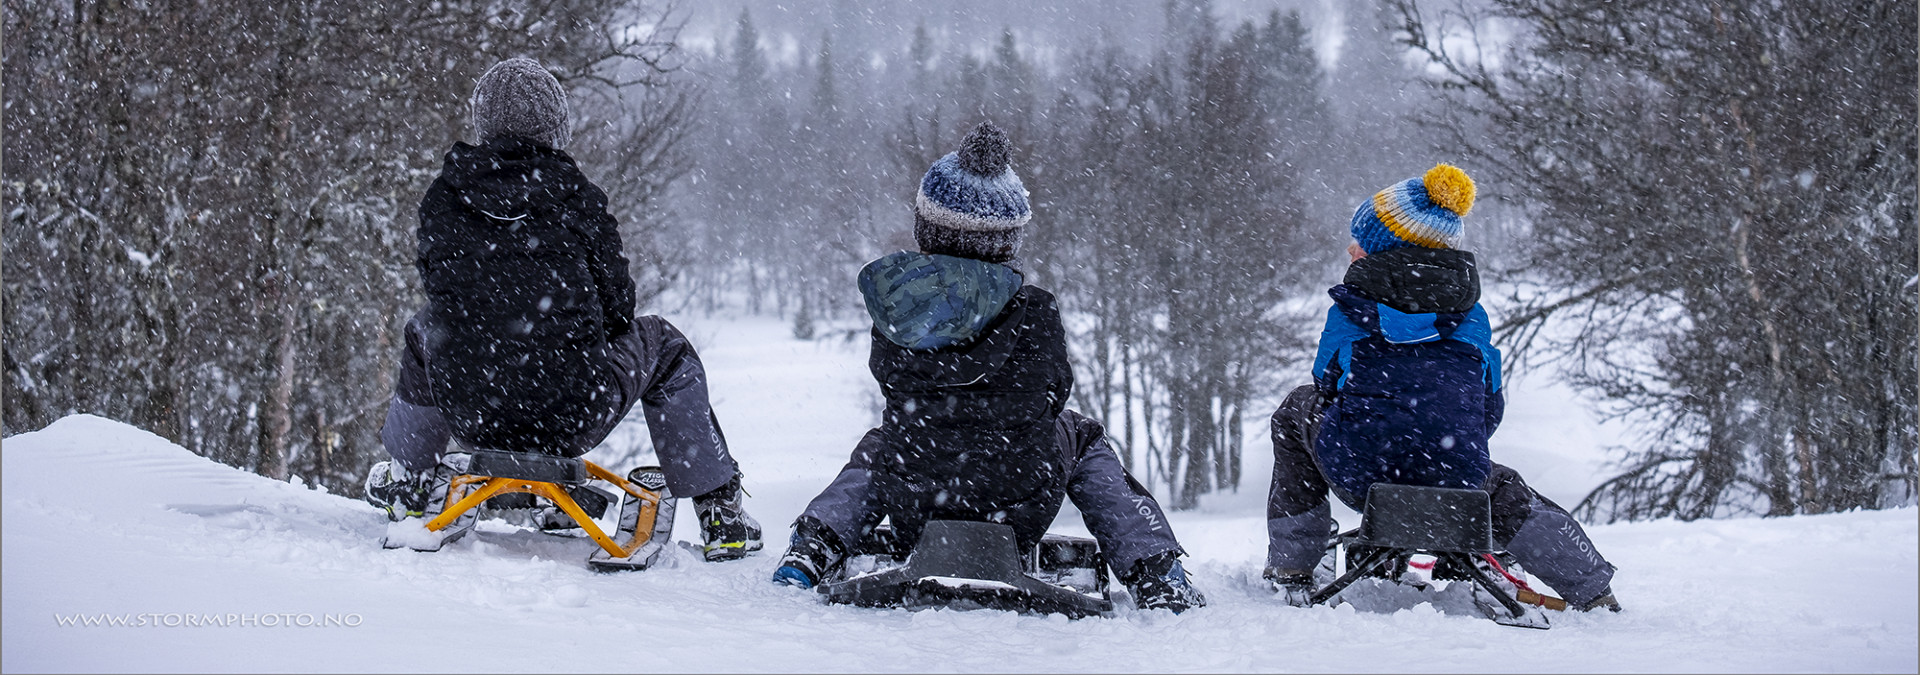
[1516, 588, 1568, 611]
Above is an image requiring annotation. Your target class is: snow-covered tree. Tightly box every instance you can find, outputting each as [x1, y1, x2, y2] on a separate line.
[1391, 0, 1919, 519]
[3, 0, 690, 491]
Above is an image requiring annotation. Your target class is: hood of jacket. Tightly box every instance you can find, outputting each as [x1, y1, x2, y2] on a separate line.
[858, 251, 1023, 350]
[1342, 247, 1480, 315]
[438, 135, 588, 221]
[1329, 284, 1471, 345]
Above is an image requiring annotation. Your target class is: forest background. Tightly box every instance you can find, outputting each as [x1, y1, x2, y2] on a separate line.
[4, 0, 1913, 522]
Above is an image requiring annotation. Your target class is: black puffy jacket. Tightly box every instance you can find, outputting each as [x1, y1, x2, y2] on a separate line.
[414, 136, 635, 451]
[866, 279, 1075, 510]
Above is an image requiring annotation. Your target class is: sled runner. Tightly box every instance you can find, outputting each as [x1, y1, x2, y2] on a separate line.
[818, 520, 1114, 619]
[396, 449, 676, 571]
[1308, 483, 1556, 629]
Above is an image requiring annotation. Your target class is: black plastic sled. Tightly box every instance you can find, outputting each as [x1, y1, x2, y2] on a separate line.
[1308, 483, 1553, 629]
[817, 520, 1114, 619]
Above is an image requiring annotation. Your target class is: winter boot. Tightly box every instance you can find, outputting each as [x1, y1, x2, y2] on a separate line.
[1574, 587, 1622, 612]
[368, 453, 473, 551]
[530, 484, 616, 533]
[692, 474, 763, 562]
[532, 506, 578, 532]
[1124, 551, 1207, 613]
[1264, 567, 1317, 608]
[365, 459, 451, 522]
[771, 516, 848, 589]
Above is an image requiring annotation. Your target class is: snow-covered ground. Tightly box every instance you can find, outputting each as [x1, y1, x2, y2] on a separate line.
[4, 314, 1915, 673]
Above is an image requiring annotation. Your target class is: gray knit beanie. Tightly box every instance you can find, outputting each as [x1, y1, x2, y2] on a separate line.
[471, 58, 571, 150]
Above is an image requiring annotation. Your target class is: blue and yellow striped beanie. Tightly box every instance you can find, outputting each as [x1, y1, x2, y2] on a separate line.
[1350, 163, 1476, 254]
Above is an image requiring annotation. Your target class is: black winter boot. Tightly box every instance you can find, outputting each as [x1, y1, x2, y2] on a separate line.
[530, 485, 616, 533]
[364, 459, 453, 522]
[692, 474, 762, 562]
[369, 454, 474, 551]
[771, 516, 848, 589]
[1124, 551, 1207, 613]
[1575, 587, 1622, 612]
[1263, 567, 1316, 607]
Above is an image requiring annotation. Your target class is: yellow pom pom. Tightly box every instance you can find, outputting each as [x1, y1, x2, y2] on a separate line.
[1424, 163, 1476, 216]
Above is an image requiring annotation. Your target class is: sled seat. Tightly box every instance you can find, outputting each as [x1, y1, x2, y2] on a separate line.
[820, 520, 1114, 619]
[420, 448, 674, 571]
[841, 524, 1112, 598]
[1355, 482, 1494, 552]
[464, 449, 590, 485]
[1309, 484, 1550, 629]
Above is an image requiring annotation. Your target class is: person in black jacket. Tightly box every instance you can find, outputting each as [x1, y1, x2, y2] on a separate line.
[771, 122, 1204, 611]
[861, 121, 1069, 555]
[364, 58, 760, 562]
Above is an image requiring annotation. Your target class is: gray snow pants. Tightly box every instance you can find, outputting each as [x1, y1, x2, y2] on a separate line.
[798, 409, 1185, 577]
[379, 311, 738, 499]
[1265, 385, 1617, 606]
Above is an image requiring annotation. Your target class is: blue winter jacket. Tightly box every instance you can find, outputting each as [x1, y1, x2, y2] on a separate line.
[1310, 247, 1503, 505]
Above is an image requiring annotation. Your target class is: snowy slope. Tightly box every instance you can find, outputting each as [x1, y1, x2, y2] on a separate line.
[4, 315, 1916, 674]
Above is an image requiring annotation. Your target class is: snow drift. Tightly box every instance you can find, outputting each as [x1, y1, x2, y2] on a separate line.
[4, 412, 1914, 673]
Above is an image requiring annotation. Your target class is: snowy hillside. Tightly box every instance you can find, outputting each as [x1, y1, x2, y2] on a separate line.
[4, 315, 1916, 673]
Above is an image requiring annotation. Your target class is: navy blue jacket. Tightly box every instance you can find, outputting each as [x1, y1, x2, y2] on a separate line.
[1310, 248, 1502, 503]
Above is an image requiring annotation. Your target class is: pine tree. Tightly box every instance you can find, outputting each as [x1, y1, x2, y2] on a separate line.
[730, 9, 767, 97]
[811, 32, 842, 127]
[908, 21, 936, 96]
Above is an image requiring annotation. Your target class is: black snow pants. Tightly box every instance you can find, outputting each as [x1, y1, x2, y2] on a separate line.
[1266, 384, 1616, 606]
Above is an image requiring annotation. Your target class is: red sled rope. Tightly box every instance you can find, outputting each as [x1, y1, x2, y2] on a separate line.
[1480, 554, 1568, 611]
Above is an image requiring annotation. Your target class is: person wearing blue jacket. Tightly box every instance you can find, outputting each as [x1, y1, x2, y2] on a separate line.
[1263, 164, 1619, 613]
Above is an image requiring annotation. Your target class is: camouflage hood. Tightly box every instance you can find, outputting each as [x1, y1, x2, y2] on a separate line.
[857, 251, 1023, 350]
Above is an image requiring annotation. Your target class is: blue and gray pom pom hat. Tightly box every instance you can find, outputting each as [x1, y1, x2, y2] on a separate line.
[1351, 163, 1477, 254]
[912, 121, 1031, 263]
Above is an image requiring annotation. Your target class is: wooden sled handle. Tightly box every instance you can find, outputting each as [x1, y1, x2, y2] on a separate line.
[1516, 588, 1568, 611]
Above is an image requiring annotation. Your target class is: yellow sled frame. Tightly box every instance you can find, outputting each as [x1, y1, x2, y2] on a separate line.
[423, 461, 664, 559]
